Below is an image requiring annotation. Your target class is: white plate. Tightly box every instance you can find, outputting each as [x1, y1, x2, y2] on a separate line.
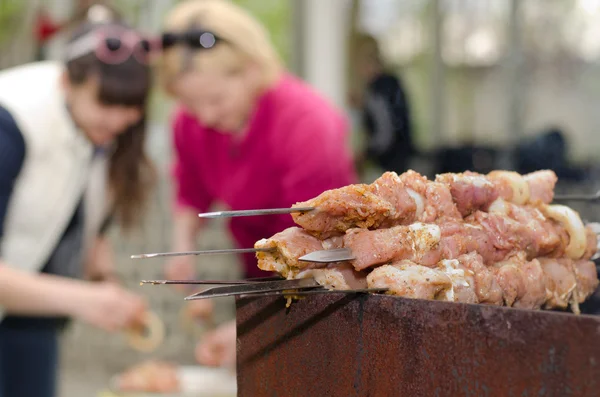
[109, 365, 237, 396]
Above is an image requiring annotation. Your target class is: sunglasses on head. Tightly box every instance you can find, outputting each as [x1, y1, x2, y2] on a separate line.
[65, 26, 158, 65]
[65, 26, 223, 66]
[160, 29, 222, 50]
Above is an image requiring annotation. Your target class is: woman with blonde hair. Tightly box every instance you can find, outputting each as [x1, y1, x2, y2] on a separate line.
[157, 0, 357, 366]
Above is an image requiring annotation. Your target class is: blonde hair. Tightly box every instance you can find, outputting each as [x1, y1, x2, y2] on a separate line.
[158, 0, 283, 93]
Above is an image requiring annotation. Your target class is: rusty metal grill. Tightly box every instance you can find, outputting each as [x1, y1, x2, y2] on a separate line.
[236, 292, 600, 397]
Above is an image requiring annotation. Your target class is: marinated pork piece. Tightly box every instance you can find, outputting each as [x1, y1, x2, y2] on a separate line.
[573, 259, 600, 303]
[343, 223, 442, 270]
[435, 172, 499, 217]
[524, 170, 558, 205]
[400, 170, 461, 222]
[367, 260, 453, 300]
[295, 263, 368, 290]
[538, 258, 578, 309]
[458, 252, 504, 305]
[437, 258, 478, 303]
[370, 171, 418, 226]
[255, 227, 329, 278]
[291, 184, 395, 238]
[583, 225, 599, 260]
[493, 253, 546, 309]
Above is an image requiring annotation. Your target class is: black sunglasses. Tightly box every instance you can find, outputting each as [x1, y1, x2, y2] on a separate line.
[161, 29, 222, 50]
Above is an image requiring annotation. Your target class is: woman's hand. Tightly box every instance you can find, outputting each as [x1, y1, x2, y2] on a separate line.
[194, 320, 236, 368]
[186, 299, 215, 321]
[73, 282, 147, 332]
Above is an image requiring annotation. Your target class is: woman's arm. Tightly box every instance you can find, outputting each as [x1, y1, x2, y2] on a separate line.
[0, 105, 88, 317]
[164, 112, 212, 285]
[0, 263, 89, 317]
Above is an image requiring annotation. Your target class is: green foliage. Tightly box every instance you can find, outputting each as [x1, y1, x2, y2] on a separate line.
[231, 0, 292, 65]
[0, 0, 24, 45]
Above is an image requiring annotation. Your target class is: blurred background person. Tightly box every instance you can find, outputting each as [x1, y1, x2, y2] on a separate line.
[0, 6, 155, 397]
[354, 33, 414, 176]
[156, 0, 357, 367]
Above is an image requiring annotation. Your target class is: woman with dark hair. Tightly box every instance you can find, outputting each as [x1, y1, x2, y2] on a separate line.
[0, 7, 156, 397]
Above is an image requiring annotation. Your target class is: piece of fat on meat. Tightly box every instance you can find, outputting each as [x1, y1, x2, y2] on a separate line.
[437, 259, 478, 304]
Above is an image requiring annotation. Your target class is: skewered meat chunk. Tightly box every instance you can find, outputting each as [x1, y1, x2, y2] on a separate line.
[524, 170, 558, 204]
[366, 254, 493, 304]
[435, 172, 498, 217]
[296, 263, 368, 290]
[437, 258, 478, 303]
[344, 223, 442, 270]
[366, 261, 453, 301]
[370, 171, 419, 227]
[290, 184, 395, 239]
[583, 225, 599, 260]
[538, 257, 578, 310]
[573, 259, 600, 303]
[255, 227, 328, 278]
[493, 253, 547, 309]
[457, 252, 504, 305]
[399, 170, 462, 222]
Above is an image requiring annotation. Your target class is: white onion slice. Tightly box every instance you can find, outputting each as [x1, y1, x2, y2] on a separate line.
[406, 188, 424, 218]
[489, 171, 530, 205]
[487, 198, 508, 215]
[541, 204, 586, 259]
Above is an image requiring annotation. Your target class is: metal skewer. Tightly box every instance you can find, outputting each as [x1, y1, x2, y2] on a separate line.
[184, 278, 322, 300]
[140, 276, 283, 285]
[130, 247, 274, 259]
[198, 206, 315, 219]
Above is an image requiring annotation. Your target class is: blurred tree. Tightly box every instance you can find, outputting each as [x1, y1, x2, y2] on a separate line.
[231, 0, 291, 65]
[0, 0, 37, 69]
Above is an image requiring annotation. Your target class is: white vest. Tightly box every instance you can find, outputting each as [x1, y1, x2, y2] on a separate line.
[0, 61, 109, 320]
